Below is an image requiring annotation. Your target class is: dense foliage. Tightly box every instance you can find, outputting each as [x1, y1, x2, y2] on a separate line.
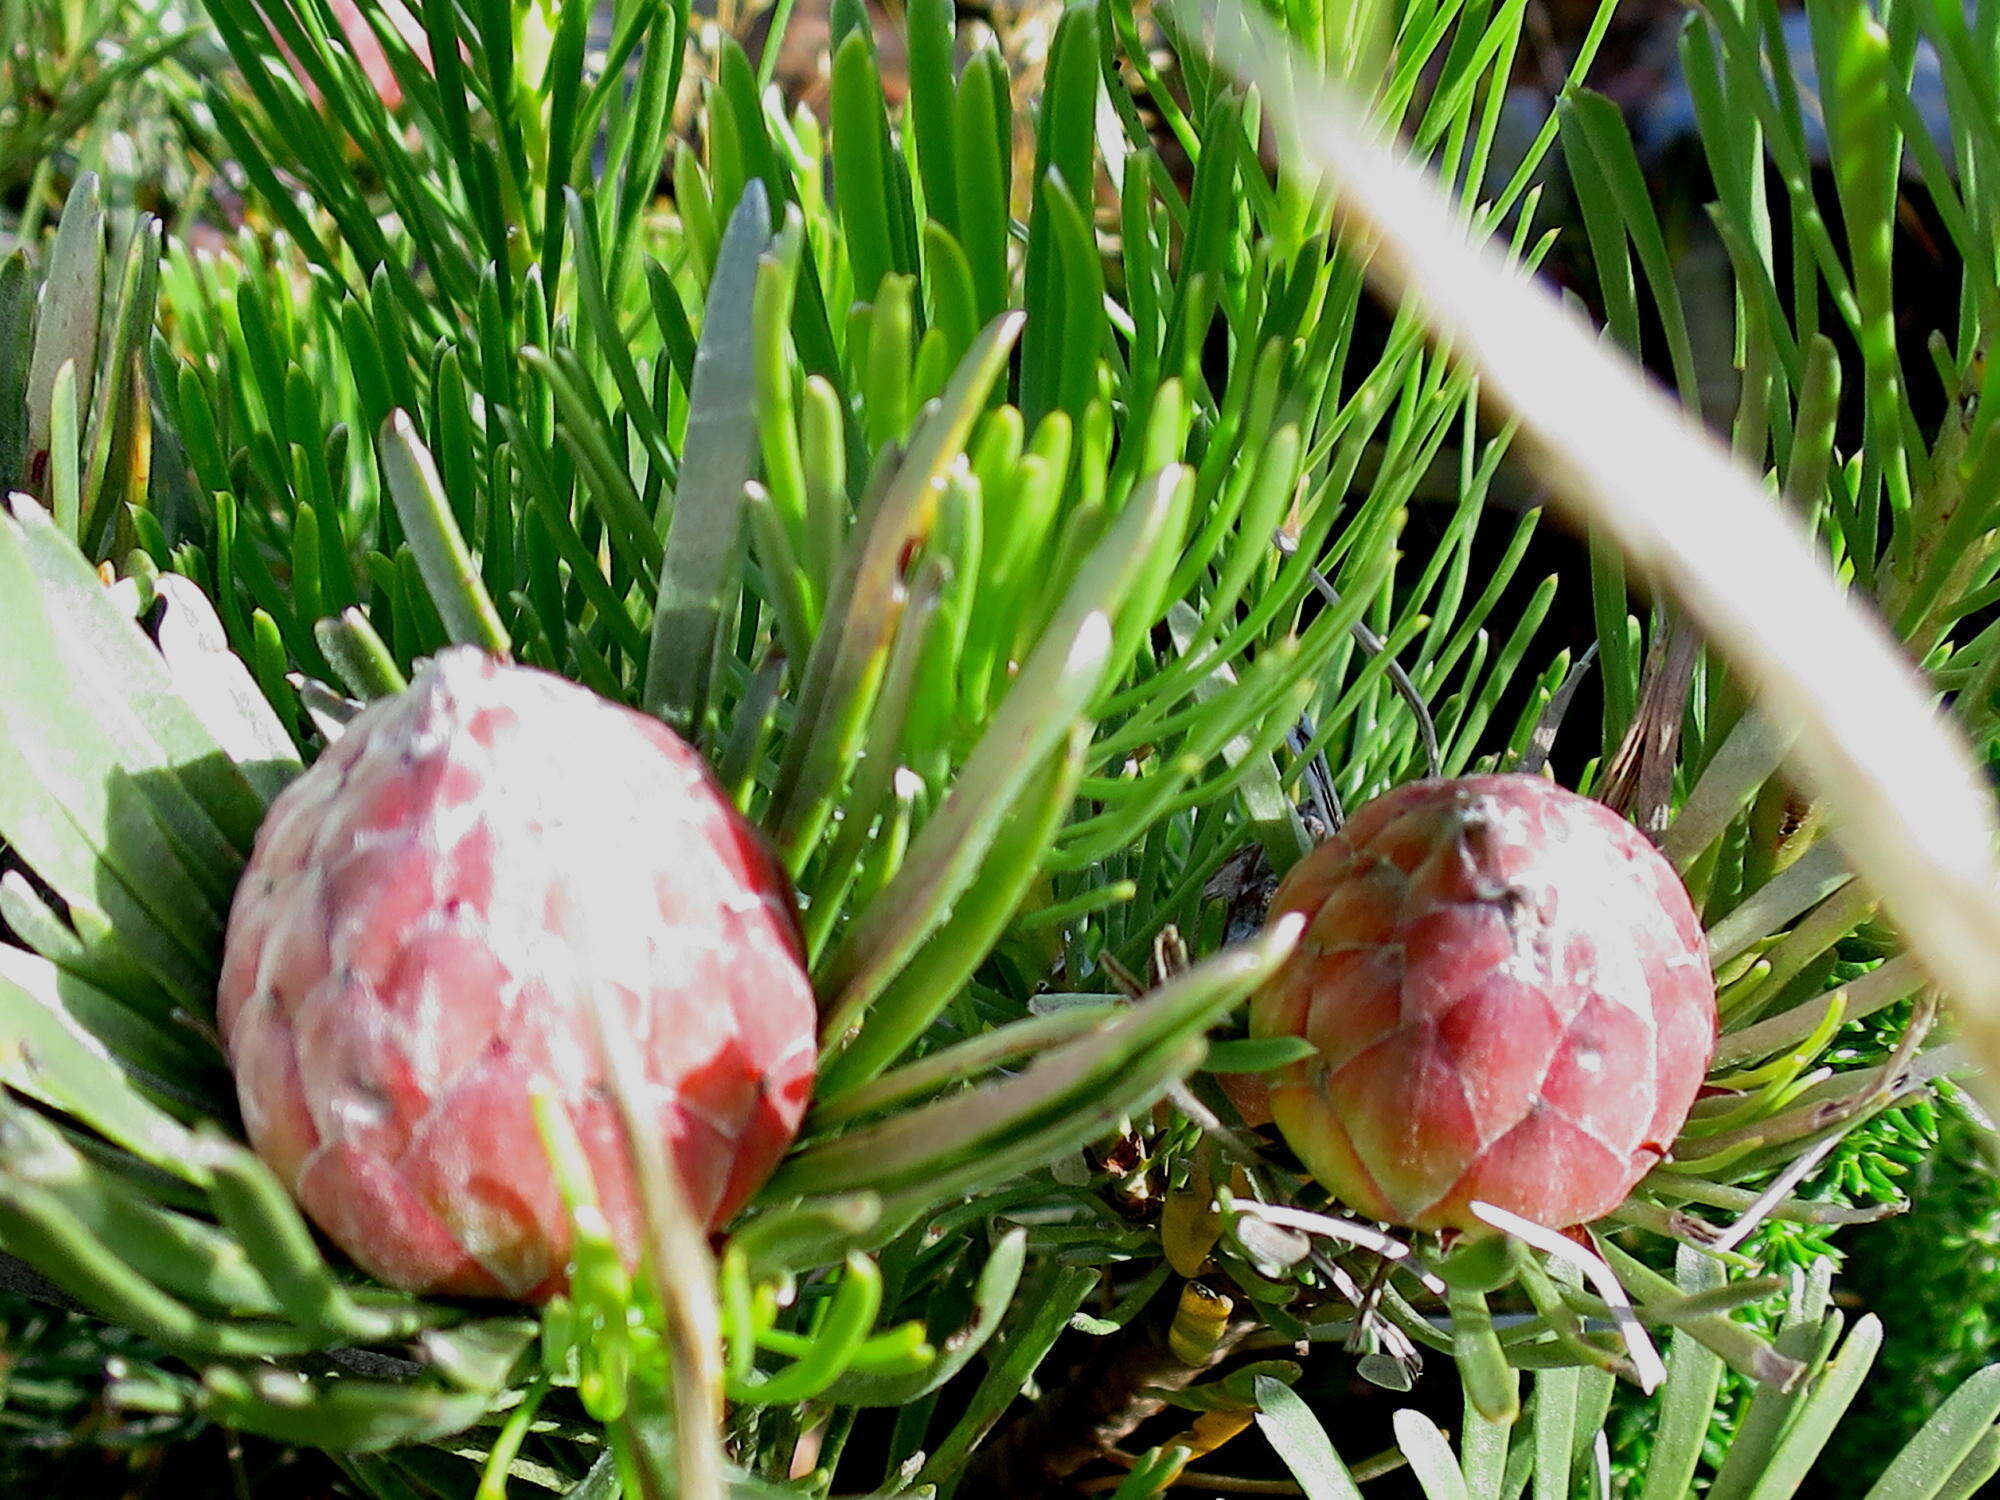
[5, 0, 2000, 1496]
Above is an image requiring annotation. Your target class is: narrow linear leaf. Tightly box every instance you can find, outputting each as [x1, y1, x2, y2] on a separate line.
[819, 467, 1191, 1047]
[781, 919, 1299, 1196]
[378, 413, 510, 657]
[1863, 1366, 2000, 1500]
[644, 182, 772, 735]
[828, 1230, 1028, 1405]
[1395, 1408, 1472, 1500]
[1253, 1375, 1365, 1500]
[26, 176, 104, 468]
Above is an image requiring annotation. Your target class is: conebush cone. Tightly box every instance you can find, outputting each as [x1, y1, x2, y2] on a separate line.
[1250, 774, 1714, 1232]
[217, 648, 817, 1300]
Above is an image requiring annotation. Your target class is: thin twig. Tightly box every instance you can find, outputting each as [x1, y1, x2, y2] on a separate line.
[1513, 641, 1599, 776]
[1283, 537, 1442, 778]
[1288, 714, 1342, 829]
[1167, 1082, 1265, 1170]
[1082, 1463, 1304, 1494]
[1709, 1132, 1844, 1255]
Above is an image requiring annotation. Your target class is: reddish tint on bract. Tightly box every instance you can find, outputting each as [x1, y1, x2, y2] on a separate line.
[1250, 774, 1715, 1233]
[217, 649, 817, 1302]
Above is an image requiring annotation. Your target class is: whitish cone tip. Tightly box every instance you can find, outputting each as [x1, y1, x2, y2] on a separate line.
[407, 644, 504, 713]
[402, 647, 688, 824]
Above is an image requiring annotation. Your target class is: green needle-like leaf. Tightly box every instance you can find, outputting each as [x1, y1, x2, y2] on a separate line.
[1638, 1249, 1728, 1500]
[828, 1229, 1027, 1406]
[768, 311, 1023, 858]
[818, 466, 1190, 1054]
[1396, 1409, 1472, 1500]
[0, 251, 34, 488]
[0, 955, 204, 1172]
[199, 1366, 506, 1453]
[780, 917, 1298, 1198]
[378, 412, 511, 659]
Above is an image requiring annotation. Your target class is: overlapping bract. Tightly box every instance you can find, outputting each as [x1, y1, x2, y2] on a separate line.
[218, 649, 816, 1300]
[1252, 774, 1714, 1231]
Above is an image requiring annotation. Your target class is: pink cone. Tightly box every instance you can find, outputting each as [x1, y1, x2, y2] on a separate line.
[1250, 774, 1714, 1232]
[218, 649, 817, 1300]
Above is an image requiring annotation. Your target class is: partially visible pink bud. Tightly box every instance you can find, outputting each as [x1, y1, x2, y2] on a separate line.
[275, 0, 431, 110]
[1250, 774, 1714, 1232]
[218, 649, 816, 1301]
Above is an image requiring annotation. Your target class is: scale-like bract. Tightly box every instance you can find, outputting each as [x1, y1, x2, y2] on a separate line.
[1252, 775, 1714, 1231]
[218, 649, 816, 1300]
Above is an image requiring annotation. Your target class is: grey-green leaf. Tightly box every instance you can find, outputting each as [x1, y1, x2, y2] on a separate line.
[1253, 1375, 1365, 1500]
[1861, 1365, 2000, 1500]
[26, 175, 105, 474]
[644, 181, 772, 737]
